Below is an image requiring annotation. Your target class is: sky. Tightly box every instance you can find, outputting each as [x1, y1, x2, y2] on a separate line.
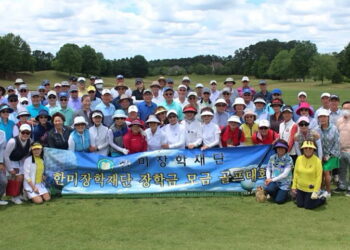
[0, 0, 350, 60]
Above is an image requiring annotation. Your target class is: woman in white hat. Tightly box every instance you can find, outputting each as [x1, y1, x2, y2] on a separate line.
[68, 116, 91, 152]
[126, 105, 145, 127]
[162, 110, 186, 149]
[221, 115, 245, 147]
[292, 141, 326, 209]
[232, 97, 246, 122]
[108, 110, 129, 156]
[4, 123, 32, 204]
[89, 110, 109, 156]
[23, 142, 50, 204]
[154, 106, 168, 130]
[12, 108, 33, 137]
[181, 105, 202, 149]
[241, 110, 259, 146]
[315, 109, 340, 198]
[145, 115, 167, 151]
[123, 119, 147, 154]
[201, 110, 221, 150]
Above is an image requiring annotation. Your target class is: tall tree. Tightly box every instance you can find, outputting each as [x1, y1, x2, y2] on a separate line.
[309, 54, 338, 84]
[54, 43, 82, 75]
[129, 55, 148, 77]
[32, 50, 54, 71]
[338, 42, 350, 78]
[290, 41, 317, 80]
[81, 45, 100, 76]
[267, 49, 294, 80]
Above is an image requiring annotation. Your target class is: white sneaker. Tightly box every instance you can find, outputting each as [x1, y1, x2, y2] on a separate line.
[19, 193, 28, 201]
[0, 200, 8, 205]
[11, 196, 23, 205]
[319, 191, 331, 199]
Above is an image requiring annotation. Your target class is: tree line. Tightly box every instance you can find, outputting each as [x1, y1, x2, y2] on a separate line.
[0, 33, 350, 83]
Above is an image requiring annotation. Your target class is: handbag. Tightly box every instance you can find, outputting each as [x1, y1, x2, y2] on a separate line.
[6, 178, 22, 197]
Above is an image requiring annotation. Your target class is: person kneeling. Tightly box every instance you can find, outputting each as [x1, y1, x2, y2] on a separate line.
[265, 139, 293, 204]
[23, 142, 50, 204]
[292, 141, 325, 210]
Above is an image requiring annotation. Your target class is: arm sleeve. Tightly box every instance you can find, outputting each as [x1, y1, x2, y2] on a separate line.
[266, 157, 272, 179]
[314, 158, 323, 192]
[23, 157, 32, 182]
[107, 129, 125, 153]
[68, 134, 75, 151]
[4, 139, 16, 171]
[316, 138, 323, 160]
[272, 166, 292, 182]
[169, 126, 186, 149]
[97, 128, 110, 151]
[12, 125, 19, 137]
[192, 126, 203, 147]
[89, 128, 96, 147]
[288, 124, 298, 152]
[205, 126, 221, 148]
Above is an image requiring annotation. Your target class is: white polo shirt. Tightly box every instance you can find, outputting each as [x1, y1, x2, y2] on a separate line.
[181, 119, 202, 147]
[201, 122, 221, 148]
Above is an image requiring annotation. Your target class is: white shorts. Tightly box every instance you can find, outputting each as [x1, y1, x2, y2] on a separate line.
[24, 182, 49, 199]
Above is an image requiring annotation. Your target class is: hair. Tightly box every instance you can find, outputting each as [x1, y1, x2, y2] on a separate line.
[52, 112, 66, 123]
[273, 139, 288, 153]
[81, 94, 90, 102]
[90, 110, 104, 124]
[342, 101, 350, 107]
[30, 141, 44, 163]
[0, 86, 5, 96]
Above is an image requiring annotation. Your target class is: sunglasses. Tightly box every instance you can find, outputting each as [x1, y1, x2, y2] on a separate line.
[223, 93, 230, 95]
[178, 89, 186, 92]
[273, 93, 281, 96]
[70, 91, 78, 93]
[39, 116, 48, 119]
[39, 90, 45, 92]
[1, 110, 10, 113]
[299, 108, 309, 112]
[299, 122, 309, 127]
[259, 127, 269, 130]
[243, 94, 251, 96]
[21, 131, 31, 135]
[88, 91, 95, 94]
[21, 101, 29, 105]
[164, 93, 173, 96]
[48, 96, 56, 99]
[115, 118, 126, 120]
[188, 97, 196, 100]
[203, 93, 210, 95]
[60, 98, 68, 101]
[75, 123, 86, 127]
[9, 99, 18, 102]
[20, 89, 27, 92]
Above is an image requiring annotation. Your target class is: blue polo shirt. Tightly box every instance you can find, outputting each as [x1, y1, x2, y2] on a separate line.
[137, 101, 157, 121]
[27, 104, 49, 119]
[0, 118, 15, 141]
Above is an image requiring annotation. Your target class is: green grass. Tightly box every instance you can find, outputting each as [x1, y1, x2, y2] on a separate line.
[1, 71, 349, 107]
[1, 194, 350, 250]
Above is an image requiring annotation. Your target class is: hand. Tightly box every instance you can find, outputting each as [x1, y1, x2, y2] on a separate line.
[9, 169, 17, 175]
[122, 148, 129, 155]
[33, 186, 39, 194]
[311, 192, 318, 200]
[89, 146, 97, 152]
[201, 145, 209, 151]
[291, 189, 297, 195]
[187, 144, 195, 149]
[265, 178, 272, 186]
[0, 163, 5, 171]
[162, 144, 169, 149]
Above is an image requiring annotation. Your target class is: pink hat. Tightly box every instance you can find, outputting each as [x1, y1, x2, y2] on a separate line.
[297, 116, 310, 124]
[296, 102, 314, 116]
[129, 119, 144, 128]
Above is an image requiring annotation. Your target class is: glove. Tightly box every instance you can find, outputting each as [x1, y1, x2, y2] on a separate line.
[311, 192, 318, 200]
[122, 148, 129, 155]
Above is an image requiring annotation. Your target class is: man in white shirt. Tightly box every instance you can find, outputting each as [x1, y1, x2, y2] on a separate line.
[150, 81, 164, 105]
[209, 80, 221, 103]
[162, 110, 186, 149]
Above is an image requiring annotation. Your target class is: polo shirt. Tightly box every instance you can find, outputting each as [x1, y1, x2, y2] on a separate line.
[137, 101, 157, 121]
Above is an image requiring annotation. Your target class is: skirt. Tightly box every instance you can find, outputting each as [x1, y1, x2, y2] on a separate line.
[24, 182, 49, 199]
[323, 157, 339, 171]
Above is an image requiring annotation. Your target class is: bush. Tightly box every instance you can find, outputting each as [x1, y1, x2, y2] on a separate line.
[332, 71, 344, 84]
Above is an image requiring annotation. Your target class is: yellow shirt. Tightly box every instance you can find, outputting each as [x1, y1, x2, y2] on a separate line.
[34, 156, 44, 184]
[241, 123, 259, 146]
[292, 155, 322, 192]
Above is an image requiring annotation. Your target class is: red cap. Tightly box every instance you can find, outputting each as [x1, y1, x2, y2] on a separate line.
[183, 106, 197, 113]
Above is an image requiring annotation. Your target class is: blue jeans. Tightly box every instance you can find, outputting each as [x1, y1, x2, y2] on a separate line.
[265, 182, 289, 204]
[296, 189, 325, 210]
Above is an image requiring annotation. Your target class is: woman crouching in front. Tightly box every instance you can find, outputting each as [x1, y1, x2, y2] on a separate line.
[292, 141, 325, 209]
[23, 142, 50, 204]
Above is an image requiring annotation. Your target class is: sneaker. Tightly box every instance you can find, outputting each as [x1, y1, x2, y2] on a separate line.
[19, 193, 28, 201]
[0, 200, 8, 205]
[333, 187, 346, 193]
[319, 191, 331, 199]
[346, 191, 350, 197]
[11, 196, 23, 205]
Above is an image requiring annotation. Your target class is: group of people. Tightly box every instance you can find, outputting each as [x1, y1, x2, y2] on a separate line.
[0, 75, 349, 209]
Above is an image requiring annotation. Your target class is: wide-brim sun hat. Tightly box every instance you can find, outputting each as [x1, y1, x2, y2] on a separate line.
[128, 119, 144, 128]
[273, 139, 289, 150]
[296, 102, 314, 116]
[227, 115, 241, 124]
[146, 115, 160, 124]
[243, 109, 257, 120]
[317, 108, 330, 118]
[232, 97, 246, 108]
[258, 119, 270, 128]
[73, 116, 88, 126]
[112, 110, 128, 119]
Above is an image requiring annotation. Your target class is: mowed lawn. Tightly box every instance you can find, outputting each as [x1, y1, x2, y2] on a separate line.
[1, 71, 350, 249]
[0, 194, 350, 250]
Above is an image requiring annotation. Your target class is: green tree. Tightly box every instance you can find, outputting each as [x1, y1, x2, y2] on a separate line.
[255, 54, 270, 78]
[54, 43, 82, 75]
[338, 42, 350, 78]
[129, 55, 148, 77]
[267, 50, 293, 79]
[193, 63, 210, 75]
[32, 50, 54, 71]
[290, 41, 317, 80]
[309, 54, 338, 84]
[81, 45, 100, 76]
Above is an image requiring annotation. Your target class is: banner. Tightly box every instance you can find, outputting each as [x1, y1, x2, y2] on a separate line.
[44, 145, 273, 196]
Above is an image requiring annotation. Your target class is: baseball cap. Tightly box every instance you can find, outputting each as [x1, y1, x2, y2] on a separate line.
[182, 76, 191, 82]
[271, 88, 282, 95]
[128, 105, 138, 113]
[143, 89, 152, 95]
[258, 119, 270, 128]
[163, 87, 174, 93]
[202, 87, 211, 94]
[320, 93, 331, 98]
[298, 91, 307, 98]
[69, 85, 78, 92]
[242, 76, 249, 82]
[47, 90, 57, 97]
[116, 74, 124, 79]
[224, 77, 235, 84]
[78, 77, 86, 82]
[102, 89, 112, 95]
[210, 80, 217, 85]
[259, 80, 267, 85]
[178, 84, 187, 90]
[20, 124, 31, 132]
[195, 83, 204, 88]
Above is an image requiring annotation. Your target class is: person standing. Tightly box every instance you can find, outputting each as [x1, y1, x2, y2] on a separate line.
[0, 130, 8, 205]
[145, 115, 167, 151]
[89, 110, 109, 156]
[123, 120, 147, 154]
[181, 105, 202, 149]
[279, 105, 298, 163]
[201, 110, 221, 150]
[212, 99, 230, 128]
[47, 112, 73, 150]
[162, 110, 186, 149]
[0, 104, 15, 141]
[137, 89, 157, 122]
[95, 89, 116, 127]
[52, 92, 74, 127]
[161, 87, 183, 120]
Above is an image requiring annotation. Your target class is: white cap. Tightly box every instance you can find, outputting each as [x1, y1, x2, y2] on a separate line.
[19, 97, 29, 103]
[317, 108, 330, 118]
[254, 98, 266, 104]
[19, 84, 28, 90]
[258, 119, 270, 128]
[232, 97, 246, 108]
[215, 98, 227, 106]
[224, 77, 234, 83]
[92, 111, 103, 118]
[187, 92, 198, 98]
[73, 116, 88, 126]
[210, 80, 217, 85]
[227, 115, 241, 124]
[128, 105, 138, 113]
[47, 90, 57, 97]
[201, 110, 214, 116]
[166, 109, 178, 117]
[15, 78, 24, 84]
[78, 77, 86, 82]
[95, 79, 104, 84]
[298, 91, 307, 98]
[19, 124, 31, 132]
[320, 92, 331, 98]
[195, 83, 204, 88]
[297, 116, 310, 124]
[54, 83, 62, 88]
[101, 89, 111, 95]
[178, 84, 187, 90]
[242, 76, 250, 82]
[182, 76, 190, 81]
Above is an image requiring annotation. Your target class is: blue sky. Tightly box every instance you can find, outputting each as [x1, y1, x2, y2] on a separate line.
[0, 0, 349, 60]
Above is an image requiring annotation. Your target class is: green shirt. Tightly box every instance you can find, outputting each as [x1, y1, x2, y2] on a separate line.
[52, 107, 74, 127]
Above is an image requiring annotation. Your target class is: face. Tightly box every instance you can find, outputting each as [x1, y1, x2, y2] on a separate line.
[178, 88, 187, 97]
[272, 93, 281, 100]
[242, 80, 249, 87]
[196, 88, 203, 96]
[168, 114, 178, 125]
[60, 97, 68, 108]
[120, 99, 130, 109]
[19, 89, 28, 97]
[321, 97, 330, 107]
[202, 92, 210, 100]
[272, 105, 281, 113]
[48, 95, 57, 105]
[19, 115, 29, 123]
[62, 86, 70, 92]
[53, 116, 64, 128]
[136, 82, 144, 89]
[131, 125, 141, 134]
[184, 111, 195, 120]
[235, 104, 245, 112]
[318, 115, 329, 126]
[259, 84, 267, 91]
[282, 111, 292, 121]
[88, 90, 96, 99]
[158, 80, 166, 88]
[210, 84, 217, 91]
[0, 109, 10, 119]
[70, 90, 78, 99]
[157, 112, 166, 122]
[82, 96, 91, 108]
[330, 99, 339, 110]
[299, 108, 310, 117]
[259, 126, 269, 136]
[303, 147, 314, 158]
[20, 130, 31, 140]
[228, 121, 239, 129]
[117, 87, 126, 95]
[299, 95, 307, 103]
[343, 103, 350, 112]
[38, 115, 48, 125]
[225, 82, 234, 89]
[128, 111, 137, 120]
[75, 123, 86, 133]
[202, 115, 212, 124]
[216, 103, 227, 113]
[222, 92, 231, 101]
[148, 122, 158, 130]
[102, 94, 112, 104]
[298, 121, 309, 133]
[116, 78, 124, 84]
[32, 147, 42, 157]
[188, 96, 197, 105]
[244, 115, 255, 125]
[151, 86, 160, 95]
[44, 84, 50, 91]
[163, 91, 174, 102]
[276, 147, 286, 157]
[7, 98, 18, 108]
[31, 95, 40, 105]
[79, 82, 85, 89]
[255, 102, 265, 110]
[54, 86, 61, 93]
[39, 89, 46, 97]
[143, 93, 152, 102]
[92, 115, 102, 126]
[243, 93, 251, 102]
[114, 117, 126, 126]
[182, 80, 190, 86]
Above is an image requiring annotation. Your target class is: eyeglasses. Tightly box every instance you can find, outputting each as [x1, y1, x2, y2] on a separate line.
[21, 131, 31, 135]
[20, 89, 27, 93]
[21, 101, 29, 105]
[60, 98, 68, 101]
[8, 99, 18, 102]
[216, 104, 226, 107]
[164, 93, 173, 96]
[88, 91, 95, 94]
[259, 127, 269, 130]
[299, 122, 309, 127]
[48, 96, 56, 99]
[39, 116, 48, 119]
[1, 110, 10, 113]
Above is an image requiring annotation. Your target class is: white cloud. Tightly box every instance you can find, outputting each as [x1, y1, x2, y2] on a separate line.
[0, 0, 349, 60]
